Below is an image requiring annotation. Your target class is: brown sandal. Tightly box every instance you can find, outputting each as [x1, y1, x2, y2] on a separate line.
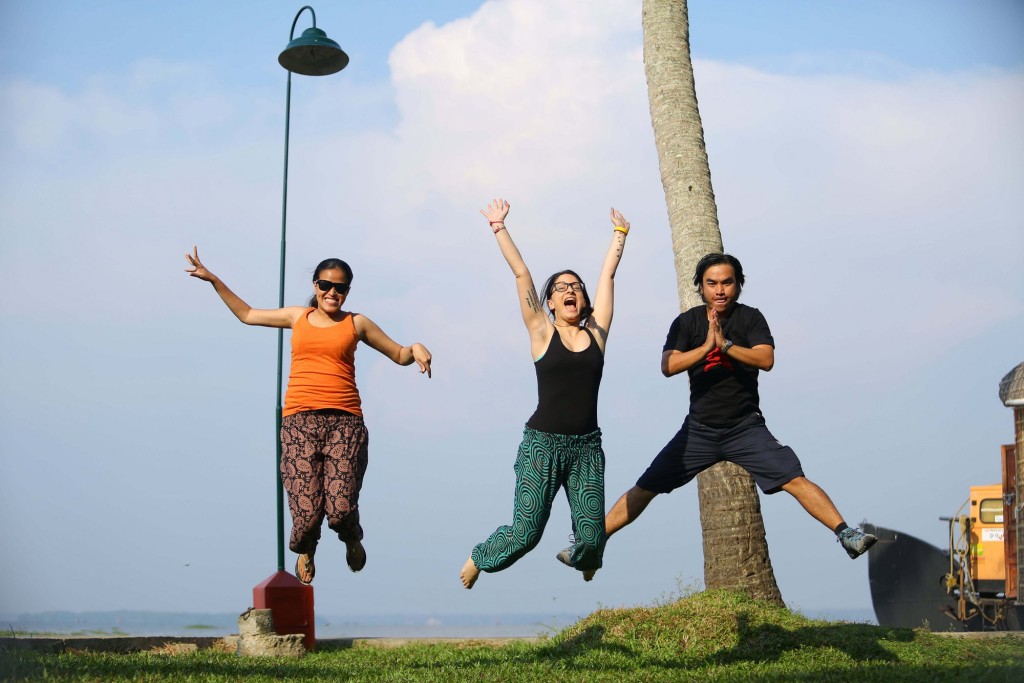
[345, 541, 366, 573]
[295, 553, 315, 584]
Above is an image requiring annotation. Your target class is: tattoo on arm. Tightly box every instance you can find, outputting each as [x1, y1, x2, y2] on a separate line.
[525, 288, 542, 313]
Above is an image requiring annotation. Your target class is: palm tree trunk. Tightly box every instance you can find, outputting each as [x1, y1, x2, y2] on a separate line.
[642, 0, 783, 605]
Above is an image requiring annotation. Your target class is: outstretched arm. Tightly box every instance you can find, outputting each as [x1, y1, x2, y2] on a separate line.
[184, 246, 303, 328]
[480, 199, 549, 339]
[353, 314, 432, 377]
[586, 208, 630, 348]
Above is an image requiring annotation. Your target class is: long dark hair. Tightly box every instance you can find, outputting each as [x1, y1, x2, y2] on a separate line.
[541, 269, 592, 326]
[692, 253, 744, 301]
[307, 258, 354, 308]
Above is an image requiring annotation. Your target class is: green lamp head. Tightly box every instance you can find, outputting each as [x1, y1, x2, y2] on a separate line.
[279, 26, 349, 76]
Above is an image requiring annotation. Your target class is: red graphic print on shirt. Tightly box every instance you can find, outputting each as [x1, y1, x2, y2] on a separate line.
[704, 347, 734, 372]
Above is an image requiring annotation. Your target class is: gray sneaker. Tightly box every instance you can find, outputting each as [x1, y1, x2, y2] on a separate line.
[556, 543, 598, 581]
[838, 527, 877, 559]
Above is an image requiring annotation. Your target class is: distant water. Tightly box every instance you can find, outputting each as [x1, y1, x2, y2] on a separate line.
[1, 607, 876, 639]
[0, 611, 579, 639]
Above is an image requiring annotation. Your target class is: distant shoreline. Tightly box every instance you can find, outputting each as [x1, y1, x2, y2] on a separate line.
[1, 607, 877, 639]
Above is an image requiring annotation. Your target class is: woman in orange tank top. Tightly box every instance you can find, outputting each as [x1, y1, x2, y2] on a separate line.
[185, 248, 432, 584]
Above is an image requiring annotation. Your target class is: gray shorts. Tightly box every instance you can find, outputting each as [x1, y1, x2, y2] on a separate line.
[636, 412, 804, 495]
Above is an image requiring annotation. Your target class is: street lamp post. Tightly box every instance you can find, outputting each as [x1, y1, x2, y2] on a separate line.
[274, 3, 348, 574]
[253, 6, 348, 652]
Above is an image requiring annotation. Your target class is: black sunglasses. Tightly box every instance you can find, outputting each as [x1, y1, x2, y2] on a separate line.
[315, 279, 351, 295]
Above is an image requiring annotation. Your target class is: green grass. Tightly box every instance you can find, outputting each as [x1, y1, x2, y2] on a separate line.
[3, 590, 1022, 682]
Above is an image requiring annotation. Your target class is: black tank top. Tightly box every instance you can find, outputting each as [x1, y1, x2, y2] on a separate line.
[526, 327, 604, 435]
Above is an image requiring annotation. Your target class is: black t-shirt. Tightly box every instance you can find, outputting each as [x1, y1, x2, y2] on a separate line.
[663, 303, 774, 427]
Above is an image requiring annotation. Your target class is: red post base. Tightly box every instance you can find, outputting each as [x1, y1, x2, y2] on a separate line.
[253, 570, 315, 651]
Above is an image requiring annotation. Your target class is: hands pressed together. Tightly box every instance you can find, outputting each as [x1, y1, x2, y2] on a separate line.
[705, 311, 727, 352]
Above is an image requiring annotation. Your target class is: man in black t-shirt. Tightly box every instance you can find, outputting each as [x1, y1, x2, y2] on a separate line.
[576, 253, 875, 563]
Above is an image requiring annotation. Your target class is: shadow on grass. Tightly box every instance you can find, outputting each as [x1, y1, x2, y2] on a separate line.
[519, 612, 949, 680]
[704, 613, 914, 666]
[535, 618, 918, 671]
[547, 625, 617, 655]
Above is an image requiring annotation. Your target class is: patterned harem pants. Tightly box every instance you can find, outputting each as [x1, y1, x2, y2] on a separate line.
[472, 426, 607, 573]
[280, 409, 369, 555]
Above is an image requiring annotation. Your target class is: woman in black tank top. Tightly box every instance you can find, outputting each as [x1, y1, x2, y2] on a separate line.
[460, 198, 632, 589]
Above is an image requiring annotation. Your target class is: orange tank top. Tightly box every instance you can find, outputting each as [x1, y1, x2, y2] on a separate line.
[282, 309, 362, 417]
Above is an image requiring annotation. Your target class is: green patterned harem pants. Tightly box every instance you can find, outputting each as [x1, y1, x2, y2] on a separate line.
[472, 426, 607, 573]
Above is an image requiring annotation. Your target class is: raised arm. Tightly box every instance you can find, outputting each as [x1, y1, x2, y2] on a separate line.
[353, 314, 432, 377]
[480, 199, 550, 340]
[586, 208, 630, 348]
[184, 246, 304, 328]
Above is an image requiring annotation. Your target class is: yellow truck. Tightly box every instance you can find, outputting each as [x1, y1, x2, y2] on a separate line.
[864, 362, 1023, 631]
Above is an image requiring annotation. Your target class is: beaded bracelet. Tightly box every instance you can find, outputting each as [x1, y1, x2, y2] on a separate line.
[490, 221, 506, 234]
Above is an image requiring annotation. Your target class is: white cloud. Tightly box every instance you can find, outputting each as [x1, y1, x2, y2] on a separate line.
[386, 0, 643, 204]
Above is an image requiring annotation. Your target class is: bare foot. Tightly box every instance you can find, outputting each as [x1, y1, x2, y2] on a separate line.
[295, 553, 315, 584]
[460, 556, 480, 589]
[582, 569, 596, 582]
[346, 540, 366, 572]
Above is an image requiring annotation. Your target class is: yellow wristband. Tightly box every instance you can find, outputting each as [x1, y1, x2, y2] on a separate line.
[614, 225, 629, 235]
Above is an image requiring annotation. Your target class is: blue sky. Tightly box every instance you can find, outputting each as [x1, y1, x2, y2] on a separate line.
[1, 0, 1022, 626]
